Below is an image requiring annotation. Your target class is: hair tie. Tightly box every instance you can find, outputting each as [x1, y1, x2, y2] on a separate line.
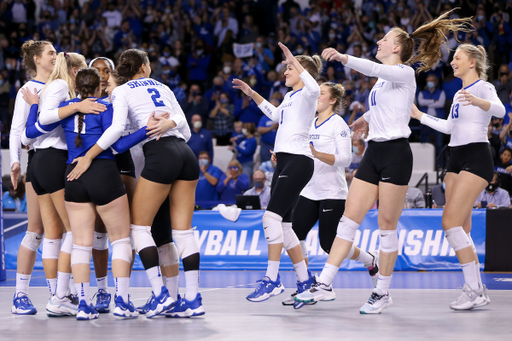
[409, 33, 413, 39]
[64, 52, 68, 57]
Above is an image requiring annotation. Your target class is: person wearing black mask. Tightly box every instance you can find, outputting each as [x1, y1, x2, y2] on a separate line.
[243, 169, 271, 209]
[475, 172, 511, 208]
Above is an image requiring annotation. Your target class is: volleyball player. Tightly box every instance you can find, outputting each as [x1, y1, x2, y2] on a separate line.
[284, 82, 379, 307]
[9, 40, 56, 315]
[66, 49, 202, 318]
[295, 11, 472, 314]
[233, 42, 322, 302]
[411, 44, 504, 310]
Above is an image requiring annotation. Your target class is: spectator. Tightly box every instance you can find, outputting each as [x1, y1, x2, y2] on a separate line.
[257, 100, 279, 162]
[432, 174, 447, 208]
[475, 172, 511, 208]
[234, 91, 262, 124]
[243, 170, 271, 209]
[214, 7, 238, 46]
[102, 2, 123, 29]
[231, 122, 257, 180]
[180, 83, 209, 125]
[0, 72, 11, 125]
[209, 92, 234, 146]
[216, 160, 250, 201]
[204, 76, 225, 110]
[254, 36, 275, 72]
[188, 114, 214, 160]
[493, 64, 512, 104]
[188, 39, 210, 85]
[417, 74, 446, 157]
[500, 112, 512, 149]
[404, 187, 426, 208]
[230, 120, 245, 145]
[495, 147, 512, 196]
[196, 151, 224, 202]
[259, 157, 276, 186]
[2, 176, 26, 212]
[347, 138, 365, 172]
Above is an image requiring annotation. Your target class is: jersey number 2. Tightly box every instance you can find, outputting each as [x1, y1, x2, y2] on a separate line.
[147, 88, 165, 107]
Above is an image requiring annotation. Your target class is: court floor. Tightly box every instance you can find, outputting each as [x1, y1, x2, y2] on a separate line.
[1, 270, 511, 341]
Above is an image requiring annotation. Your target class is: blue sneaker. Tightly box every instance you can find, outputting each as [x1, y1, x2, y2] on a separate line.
[113, 295, 139, 319]
[76, 300, 99, 320]
[11, 293, 37, 315]
[246, 275, 285, 302]
[293, 270, 316, 309]
[93, 289, 111, 313]
[166, 293, 205, 318]
[136, 296, 152, 314]
[146, 286, 174, 318]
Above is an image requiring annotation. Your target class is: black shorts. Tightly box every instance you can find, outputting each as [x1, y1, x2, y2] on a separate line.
[151, 197, 173, 247]
[355, 138, 412, 186]
[141, 136, 199, 184]
[25, 149, 35, 183]
[446, 143, 494, 183]
[65, 159, 126, 206]
[268, 153, 314, 222]
[292, 196, 345, 254]
[30, 148, 68, 195]
[115, 149, 136, 178]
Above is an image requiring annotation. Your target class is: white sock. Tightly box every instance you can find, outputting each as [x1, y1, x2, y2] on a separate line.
[166, 275, 179, 300]
[356, 251, 375, 269]
[475, 262, 483, 285]
[69, 274, 77, 295]
[96, 276, 108, 291]
[375, 274, 392, 295]
[56, 272, 71, 299]
[75, 282, 91, 305]
[265, 260, 280, 282]
[146, 266, 163, 296]
[461, 261, 479, 291]
[47, 278, 57, 295]
[115, 277, 130, 302]
[293, 260, 309, 282]
[184, 270, 199, 301]
[16, 273, 31, 295]
[318, 263, 339, 286]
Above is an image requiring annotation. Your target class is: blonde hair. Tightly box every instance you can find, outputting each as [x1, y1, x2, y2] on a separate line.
[455, 44, 490, 81]
[391, 9, 473, 73]
[41, 52, 86, 100]
[229, 159, 243, 176]
[321, 82, 346, 112]
[296, 55, 323, 80]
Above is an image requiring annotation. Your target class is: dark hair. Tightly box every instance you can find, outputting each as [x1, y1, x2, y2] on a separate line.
[74, 68, 101, 147]
[21, 40, 53, 77]
[198, 150, 210, 158]
[115, 49, 149, 81]
[502, 147, 512, 155]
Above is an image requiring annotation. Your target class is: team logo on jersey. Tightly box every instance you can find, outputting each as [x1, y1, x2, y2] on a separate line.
[310, 134, 320, 140]
[341, 131, 348, 138]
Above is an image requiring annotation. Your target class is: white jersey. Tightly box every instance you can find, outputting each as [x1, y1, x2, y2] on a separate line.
[9, 80, 45, 168]
[34, 79, 69, 150]
[99, 77, 189, 150]
[420, 79, 505, 146]
[344, 56, 416, 142]
[301, 114, 352, 200]
[258, 70, 320, 157]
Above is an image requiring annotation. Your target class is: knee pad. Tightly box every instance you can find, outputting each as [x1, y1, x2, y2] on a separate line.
[71, 245, 92, 267]
[21, 232, 43, 252]
[42, 238, 61, 259]
[262, 211, 283, 245]
[172, 229, 199, 259]
[111, 237, 132, 263]
[61, 231, 73, 254]
[300, 240, 308, 259]
[336, 215, 359, 242]
[445, 226, 471, 252]
[158, 242, 179, 267]
[467, 233, 476, 253]
[93, 232, 109, 251]
[130, 224, 155, 253]
[282, 222, 300, 250]
[379, 229, 398, 253]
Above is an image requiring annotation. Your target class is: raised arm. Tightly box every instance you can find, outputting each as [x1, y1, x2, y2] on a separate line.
[411, 104, 453, 135]
[232, 78, 281, 122]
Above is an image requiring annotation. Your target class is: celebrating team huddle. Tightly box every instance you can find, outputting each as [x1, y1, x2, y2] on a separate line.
[10, 9, 503, 320]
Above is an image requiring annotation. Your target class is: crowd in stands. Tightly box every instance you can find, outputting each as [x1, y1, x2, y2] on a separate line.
[2, 0, 512, 209]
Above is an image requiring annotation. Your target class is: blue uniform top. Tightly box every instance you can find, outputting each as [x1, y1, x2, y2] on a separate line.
[25, 98, 147, 164]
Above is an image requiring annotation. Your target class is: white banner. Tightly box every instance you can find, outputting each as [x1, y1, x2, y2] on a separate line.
[233, 43, 254, 58]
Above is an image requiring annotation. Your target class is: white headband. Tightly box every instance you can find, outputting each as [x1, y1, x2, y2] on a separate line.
[89, 57, 115, 71]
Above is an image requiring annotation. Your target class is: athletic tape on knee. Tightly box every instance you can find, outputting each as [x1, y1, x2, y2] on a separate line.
[93, 232, 109, 251]
[61, 231, 73, 254]
[172, 229, 199, 259]
[158, 242, 179, 267]
[130, 224, 155, 253]
[379, 229, 398, 253]
[111, 237, 132, 263]
[71, 245, 92, 267]
[282, 222, 300, 250]
[42, 238, 61, 259]
[21, 232, 43, 252]
[445, 226, 471, 252]
[336, 215, 359, 242]
[262, 211, 284, 244]
[300, 240, 308, 259]
[467, 233, 477, 253]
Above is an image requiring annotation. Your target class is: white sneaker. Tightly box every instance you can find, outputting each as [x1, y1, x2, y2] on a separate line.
[360, 290, 393, 314]
[294, 280, 335, 304]
[450, 283, 484, 311]
[46, 295, 79, 317]
[282, 290, 297, 305]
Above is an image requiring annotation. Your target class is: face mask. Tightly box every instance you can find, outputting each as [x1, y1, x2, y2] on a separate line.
[165, 8, 171, 13]
[296, 48, 304, 54]
[163, 52, 170, 57]
[329, 33, 336, 40]
[486, 183, 498, 192]
[493, 122, 501, 128]
[242, 128, 248, 136]
[398, 6, 403, 11]
[362, 46, 368, 52]
[427, 81, 435, 89]
[477, 15, 484, 21]
[70, 19, 76, 24]
[250, 78, 257, 86]
[220, 98, 228, 104]
[199, 159, 209, 167]
[254, 180, 264, 188]
[375, 7, 381, 12]
[345, 89, 353, 96]
[6, 63, 12, 70]
[353, 146, 361, 154]
[352, 74, 360, 81]
[442, 182, 446, 190]
[196, 49, 204, 56]
[223, 66, 231, 74]
[214, 85, 222, 91]
[162, 69, 170, 74]
[191, 91, 199, 96]
[256, 42, 262, 49]
[331, 23, 338, 29]
[193, 121, 202, 129]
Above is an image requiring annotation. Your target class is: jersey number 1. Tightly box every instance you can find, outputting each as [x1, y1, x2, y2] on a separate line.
[147, 88, 165, 107]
